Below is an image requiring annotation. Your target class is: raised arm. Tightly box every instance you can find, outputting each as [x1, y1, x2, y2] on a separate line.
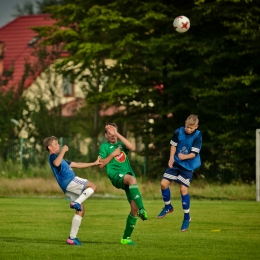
[53, 145, 69, 167]
[105, 125, 133, 150]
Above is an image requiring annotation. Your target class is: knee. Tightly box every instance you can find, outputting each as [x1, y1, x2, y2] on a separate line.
[92, 184, 97, 192]
[124, 175, 137, 185]
[180, 186, 188, 196]
[160, 179, 170, 190]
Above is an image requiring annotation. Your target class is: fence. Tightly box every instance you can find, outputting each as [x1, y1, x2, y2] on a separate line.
[2, 137, 240, 182]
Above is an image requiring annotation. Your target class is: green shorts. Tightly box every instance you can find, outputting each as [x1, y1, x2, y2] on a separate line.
[109, 172, 136, 203]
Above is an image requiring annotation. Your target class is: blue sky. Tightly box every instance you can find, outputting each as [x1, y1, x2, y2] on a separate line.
[0, 0, 23, 28]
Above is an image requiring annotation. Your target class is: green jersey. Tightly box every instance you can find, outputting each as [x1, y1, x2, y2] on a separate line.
[99, 141, 135, 179]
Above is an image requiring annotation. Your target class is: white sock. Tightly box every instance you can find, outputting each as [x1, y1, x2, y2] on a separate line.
[69, 214, 82, 239]
[75, 187, 94, 204]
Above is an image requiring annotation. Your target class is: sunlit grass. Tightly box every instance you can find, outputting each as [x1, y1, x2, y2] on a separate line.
[0, 198, 259, 260]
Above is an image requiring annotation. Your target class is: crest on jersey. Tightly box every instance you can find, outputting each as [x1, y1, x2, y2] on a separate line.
[115, 151, 126, 163]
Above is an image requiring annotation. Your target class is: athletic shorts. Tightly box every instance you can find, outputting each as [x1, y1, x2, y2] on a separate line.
[162, 163, 193, 187]
[109, 172, 136, 203]
[65, 176, 88, 202]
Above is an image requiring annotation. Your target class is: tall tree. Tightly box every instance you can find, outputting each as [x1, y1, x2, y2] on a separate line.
[33, 0, 260, 180]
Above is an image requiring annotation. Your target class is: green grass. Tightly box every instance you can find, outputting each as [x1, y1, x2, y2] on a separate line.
[0, 198, 260, 260]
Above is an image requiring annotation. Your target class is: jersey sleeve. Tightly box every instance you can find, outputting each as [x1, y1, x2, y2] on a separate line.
[191, 132, 202, 154]
[99, 143, 107, 159]
[170, 128, 180, 146]
[49, 153, 70, 171]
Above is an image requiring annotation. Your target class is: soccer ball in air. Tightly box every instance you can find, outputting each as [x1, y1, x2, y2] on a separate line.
[173, 16, 190, 33]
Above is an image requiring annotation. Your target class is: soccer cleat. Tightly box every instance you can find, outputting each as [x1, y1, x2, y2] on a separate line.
[66, 237, 82, 245]
[138, 209, 148, 221]
[157, 206, 174, 219]
[70, 202, 82, 211]
[120, 237, 136, 245]
[181, 218, 191, 232]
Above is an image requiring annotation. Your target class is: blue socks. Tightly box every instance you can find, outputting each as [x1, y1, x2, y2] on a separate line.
[162, 188, 172, 209]
[182, 194, 190, 220]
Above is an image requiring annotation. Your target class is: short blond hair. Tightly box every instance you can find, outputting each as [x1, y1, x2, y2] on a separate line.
[43, 136, 58, 151]
[185, 115, 199, 126]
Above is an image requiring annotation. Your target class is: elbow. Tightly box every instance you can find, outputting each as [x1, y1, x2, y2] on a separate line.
[128, 145, 134, 151]
[53, 161, 60, 167]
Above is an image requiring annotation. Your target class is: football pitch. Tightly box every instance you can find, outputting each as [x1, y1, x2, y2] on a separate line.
[0, 197, 259, 260]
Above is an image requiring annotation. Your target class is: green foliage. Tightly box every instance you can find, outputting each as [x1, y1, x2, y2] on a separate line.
[8, 0, 260, 181]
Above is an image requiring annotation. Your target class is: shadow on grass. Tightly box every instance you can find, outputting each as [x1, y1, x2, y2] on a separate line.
[0, 236, 110, 245]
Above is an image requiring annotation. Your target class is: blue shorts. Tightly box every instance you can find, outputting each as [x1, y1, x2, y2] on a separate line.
[162, 163, 193, 187]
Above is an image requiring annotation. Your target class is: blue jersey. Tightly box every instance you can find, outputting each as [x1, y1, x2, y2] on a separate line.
[170, 126, 202, 170]
[48, 153, 76, 193]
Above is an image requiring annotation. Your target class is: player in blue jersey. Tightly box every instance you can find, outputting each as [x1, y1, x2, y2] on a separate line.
[43, 136, 100, 245]
[157, 115, 202, 232]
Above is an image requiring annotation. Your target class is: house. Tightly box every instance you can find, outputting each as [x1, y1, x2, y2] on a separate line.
[0, 14, 86, 117]
[0, 14, 122, 117]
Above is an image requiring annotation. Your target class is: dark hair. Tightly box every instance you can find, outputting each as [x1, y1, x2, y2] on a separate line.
[104, 123, 117, 133]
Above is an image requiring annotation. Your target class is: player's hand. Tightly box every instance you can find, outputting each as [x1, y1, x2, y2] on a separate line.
[178, 153, 186, 160]
[94, 156, 101, 165]
[112, 147, 121, 157]
[168, 158, 174, 168]
[62, 145, 69, 152]
[105, 125, 118, 136]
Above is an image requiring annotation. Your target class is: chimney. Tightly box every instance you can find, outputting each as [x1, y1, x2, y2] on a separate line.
[0, 41, 5, 76]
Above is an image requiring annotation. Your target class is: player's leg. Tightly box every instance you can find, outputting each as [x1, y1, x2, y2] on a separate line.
[121, 198, 138, 245]
[123, 174, 147, 221]
[178, 168, 193, 232]
[157, 178, 174, 218]
[157, 166, 177, 218]
[65, 192, 85, 245]
[68, 177, 97, 211]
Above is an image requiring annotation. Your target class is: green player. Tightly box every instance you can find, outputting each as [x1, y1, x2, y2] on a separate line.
[99, 123, 147, 245]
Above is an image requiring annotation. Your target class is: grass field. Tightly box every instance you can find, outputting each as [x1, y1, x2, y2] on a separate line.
[0, 197, 260, 260]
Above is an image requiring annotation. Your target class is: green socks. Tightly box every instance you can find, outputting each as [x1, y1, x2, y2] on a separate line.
[129, 184, 144, 209]
[123, 213, 138, 239]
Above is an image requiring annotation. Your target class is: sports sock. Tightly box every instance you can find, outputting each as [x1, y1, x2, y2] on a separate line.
[75, 187, 94, 204]
[129, 184, 144, 209]
[123, 213, 138, 239]
[182, 194, 190, 220]
[69, 214, 82, 239]
[162, 188, 172, 209]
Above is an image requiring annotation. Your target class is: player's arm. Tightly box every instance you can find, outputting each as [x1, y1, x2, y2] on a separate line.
[168, 145, 176, 168]
[178, 152, 196, 160]
[70, 156, 100, 168]
[168, 130, 178, 168]
[105, 125, 133, 150]
[53, 145, 68, 167]
[99, 147, 121, 169]
[178, 132, 202, 160]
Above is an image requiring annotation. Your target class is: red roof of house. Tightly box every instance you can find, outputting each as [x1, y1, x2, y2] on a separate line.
[0, 14, 54, 91]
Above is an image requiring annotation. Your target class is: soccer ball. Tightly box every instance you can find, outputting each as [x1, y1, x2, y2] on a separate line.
[173, 16, 190, 33]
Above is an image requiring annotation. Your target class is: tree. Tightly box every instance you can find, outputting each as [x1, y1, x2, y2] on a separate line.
[33, 0, 260, 181]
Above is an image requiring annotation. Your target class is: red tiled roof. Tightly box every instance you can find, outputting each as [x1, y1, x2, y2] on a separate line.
[0, 14, 54, 91]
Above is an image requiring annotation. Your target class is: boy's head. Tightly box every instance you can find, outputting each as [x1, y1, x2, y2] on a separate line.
[43, 136, 58, 152]
[105, 123, 118, 143]
[104, 123, 117, 134]
[184, 115, 199, 134]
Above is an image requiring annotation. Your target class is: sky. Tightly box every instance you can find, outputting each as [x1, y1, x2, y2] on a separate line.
[0, 0, 24, 28]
